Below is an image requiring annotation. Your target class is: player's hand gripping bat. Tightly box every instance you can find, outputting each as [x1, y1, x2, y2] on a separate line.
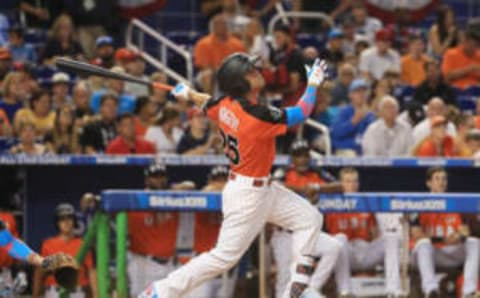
[55, 57, 174, 91]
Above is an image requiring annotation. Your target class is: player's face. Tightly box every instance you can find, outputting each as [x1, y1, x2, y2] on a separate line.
[146, 175, 168, 190]
[245, 69, 265, 95]
[58, 216, 74, 234]
[341, 173, 359, 193]
[427, 171, 447, 193]
[292, 152, 310, 173]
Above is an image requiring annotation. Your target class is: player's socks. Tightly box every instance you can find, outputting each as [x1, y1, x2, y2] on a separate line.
[290, 256, 317, 298]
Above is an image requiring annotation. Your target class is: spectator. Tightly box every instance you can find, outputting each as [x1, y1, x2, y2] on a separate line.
[341, 19, 356, 56]
[63, 0, 116, 59]
[106, 113, 155, 155]
[19, 0, 61, 28]
[127, 164, 178, 297]
[413, 60, 457, 106]
[399, 100, 426, 128]
[122, 51, 149, 98]
[269, 24, 306, 107]
[51, 72, 71, 109]
[400, 35, 430, 86]
[177, 107, 221, 155]
[150, 72, 169, 109]
[359, 29, 401, 81]
[9, 121, 48, 155]
[91, 36, 115, 69]
[79, 93, 118, 154]
[0, 48, 13, 83]
[354, 34, 371, 59]
[194, 13, 245, 93]
[412, 97, 456, 145]
[133, 96, 158, 137]
[413, 116, 454, 157]
[14, 89, 55, 137]
[320, 29, 345, 72]
[244, 19, 270, 63]
[331, 63, 355, 106]
[466, 129, 480, 158]
[90, 66, 135, 115]
[0, 13, 8, 46]
[387, 7, 420, 54]
[72, 81, 93, 119]
[351, 2, 382, 43]
[369, 78, 393, 113]
[6, 26, 37, 63]
[222, 0, 251, 36]
[442, 20, 480, 90]
[453, 113, 475, 157]
[0, 72, 26, 123]
[428, 5, 460, 57]
[44, 105, 79, 154]
[33, 203, 97, 298]
[362, 96, 413, 157]
[42, 14, 84, 65]
[410, 167, 478, 298]
[145, 106, 183, 154]
[330, 79, 375, 155]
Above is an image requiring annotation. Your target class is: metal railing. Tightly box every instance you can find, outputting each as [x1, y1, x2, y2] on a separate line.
[268, 11, 334, 35]
[298, 119, 332, 157]
[126, 18, 193, 85]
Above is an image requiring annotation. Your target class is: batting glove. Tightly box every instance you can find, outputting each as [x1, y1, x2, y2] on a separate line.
[171, 82, 191, 101]
[305, 59, 328, 87]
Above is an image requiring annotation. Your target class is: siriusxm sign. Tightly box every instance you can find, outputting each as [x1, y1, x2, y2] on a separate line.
[149, 196, 209, 208]
[390, 199, 447, 211]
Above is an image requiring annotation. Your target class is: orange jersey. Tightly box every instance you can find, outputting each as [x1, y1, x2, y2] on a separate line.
[284, 169, 326, 189]
[128, 212, 179, 257]
[326, 213, 376, 241]
[0, 212, 18, 267]
[194, 213, 222, 253]
[41, 237, 92, 287]
[205, 96, 287, 177]
[418, 213, 462, 240]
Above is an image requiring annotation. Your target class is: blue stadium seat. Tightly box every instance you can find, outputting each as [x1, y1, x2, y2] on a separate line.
[455, 87, 477, 112]
[296, 33, 326, 49]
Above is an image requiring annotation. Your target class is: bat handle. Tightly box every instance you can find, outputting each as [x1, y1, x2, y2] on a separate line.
[152, 82, 174, 91]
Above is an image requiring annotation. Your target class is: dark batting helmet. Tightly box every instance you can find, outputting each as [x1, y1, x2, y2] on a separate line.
[217, 53, 260, 98]
[54, 203, 76, 228]
[290, 139, 310, 156]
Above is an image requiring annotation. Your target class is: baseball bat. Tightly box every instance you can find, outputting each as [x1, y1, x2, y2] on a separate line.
[55, 58, 174, 91]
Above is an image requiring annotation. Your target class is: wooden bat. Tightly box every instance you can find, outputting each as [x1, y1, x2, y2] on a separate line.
[55, 57, 174, 91]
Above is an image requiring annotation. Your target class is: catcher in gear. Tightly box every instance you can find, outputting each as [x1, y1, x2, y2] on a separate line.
[33, 203, 96, 298]
[0, 218, 78, 290]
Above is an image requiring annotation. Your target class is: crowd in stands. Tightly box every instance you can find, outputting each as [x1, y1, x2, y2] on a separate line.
[0, 1, 480, 158]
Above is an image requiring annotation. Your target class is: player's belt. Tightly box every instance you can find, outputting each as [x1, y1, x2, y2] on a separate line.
[229, 172, 271, 187]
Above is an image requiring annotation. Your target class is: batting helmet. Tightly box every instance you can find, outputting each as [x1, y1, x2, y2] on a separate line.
[54, 203, 76, 228]
[290, 139, 310, 156]
[217, 53, 260, 98]
[208, 165, 229, 181]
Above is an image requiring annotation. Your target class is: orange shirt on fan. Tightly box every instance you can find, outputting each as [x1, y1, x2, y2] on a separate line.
[400, 54, 429, 86]
[0, 212, 18, 268]
[413, 136, 454, 157]
[128, 212, 179, 258]
[41, 237, 93, 287]
[418, 213, 462, 247]
[475, 116, 480, 129]
[194, 34, 246, 69]
[442, 46, 480, 89]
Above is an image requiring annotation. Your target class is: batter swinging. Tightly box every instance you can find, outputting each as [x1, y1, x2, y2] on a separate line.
[139, 54, 328, 298]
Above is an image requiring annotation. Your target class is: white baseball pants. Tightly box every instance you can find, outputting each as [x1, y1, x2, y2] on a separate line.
[271, 230, 342, 298]
[413, 237, 480, 296]
[128, 253, 176, 296]
[145, 176, 323, 298]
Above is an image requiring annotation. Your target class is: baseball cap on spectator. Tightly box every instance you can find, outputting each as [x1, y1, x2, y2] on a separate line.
[52, 72, 70, 84]
[96, 36, 114, 48]
[430, 115, 447, 128]
[406, 101, 426, 126]
[0, 48, 11, 60]
[375, 29, 393, 42]
[144, 163, 167, 177]
[354, 34, 370, 46]
[115, 48, 140, 62]
[328, 29, 344, 40]
[290, 139, 309, 156]
[187, 107, 204, 120]
[349, 78, 369, 92]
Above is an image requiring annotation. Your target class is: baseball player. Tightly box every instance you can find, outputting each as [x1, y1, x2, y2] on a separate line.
[33, 203, 97, 298]
[127, 164, 180, 297]
[139, 54, 328, 298]
[326, 167, 404, 297]
[411, 167, 479, 298]
[271, 139, 343, 298]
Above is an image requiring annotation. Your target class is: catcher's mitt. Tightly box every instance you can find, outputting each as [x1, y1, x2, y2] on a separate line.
[42, 253, 79, 289]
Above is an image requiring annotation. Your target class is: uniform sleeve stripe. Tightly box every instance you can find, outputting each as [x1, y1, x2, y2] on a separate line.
[236, 97, 286, 124]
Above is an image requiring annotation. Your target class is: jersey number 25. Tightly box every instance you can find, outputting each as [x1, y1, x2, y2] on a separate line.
[220, 131, 240, 165]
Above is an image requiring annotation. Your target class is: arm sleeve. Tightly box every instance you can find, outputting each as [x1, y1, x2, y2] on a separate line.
[284, 85, 317, 127]
[0, 227, 34, 262]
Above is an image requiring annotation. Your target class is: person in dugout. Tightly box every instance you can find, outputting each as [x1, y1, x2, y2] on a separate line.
[271, 139, 344, 298]
[33, 203, 97, 298]
[410, 167, 480, 298]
